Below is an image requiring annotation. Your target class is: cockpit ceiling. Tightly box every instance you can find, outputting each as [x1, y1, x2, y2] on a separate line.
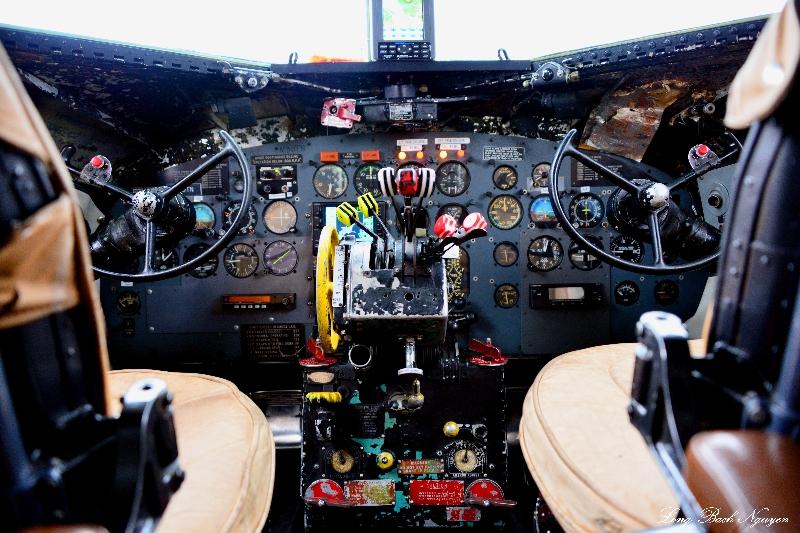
[0, 18, 765, 150]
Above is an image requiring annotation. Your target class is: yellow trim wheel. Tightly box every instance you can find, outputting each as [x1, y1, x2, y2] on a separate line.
[316, 225, 340, 353]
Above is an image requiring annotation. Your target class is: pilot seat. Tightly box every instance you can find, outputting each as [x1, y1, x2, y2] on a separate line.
[0, 43, 275, 532]
[519, 3, 800, 532]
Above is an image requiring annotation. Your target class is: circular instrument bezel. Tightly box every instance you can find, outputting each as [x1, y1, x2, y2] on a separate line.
[313, 164, 348, 199]
[487, 194, 523, 230]
[263, 240, 298, 276]
[614, 280, 641, 306]
[610, 235, 644, 264]
[531, 162, 552, 188]
[223, 201, 257, 235]
[529, 194, 558, 228]
[568, 192, 605, 228]
[262, 200, 297, 234]
[436, 203, 467, 224]
[183, 243, 218, 278]
[492, 165, 518, 190]
[436, 161, 471, 197]
[353, 163, 384, 196]
[223, 242, 259, 278]
[568, 236, 604, 271]
[494, 283, 519, 308]
[493, 241, 519, 267]
[527, 236, 564, 272]
[192, 202, 216, 235]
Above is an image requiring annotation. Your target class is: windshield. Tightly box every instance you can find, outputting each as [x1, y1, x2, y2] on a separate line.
[0, 0, 786, 63]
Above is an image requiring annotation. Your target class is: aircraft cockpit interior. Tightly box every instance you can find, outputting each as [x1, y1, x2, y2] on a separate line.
[1, 1, 799, 532]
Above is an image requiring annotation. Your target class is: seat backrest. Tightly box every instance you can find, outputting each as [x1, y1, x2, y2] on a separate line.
[0, 41, 127, 530]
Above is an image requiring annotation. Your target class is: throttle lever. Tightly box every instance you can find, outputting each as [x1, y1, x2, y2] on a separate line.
[468, 338, 508, 366]
[464, 497, 517, 508]
[304, 497, 353, 508]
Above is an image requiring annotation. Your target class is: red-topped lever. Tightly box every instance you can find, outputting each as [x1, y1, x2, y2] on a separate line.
[434, 213, 458, 239]
[299, 338, 338, 367]
[468, 338, 508, 367]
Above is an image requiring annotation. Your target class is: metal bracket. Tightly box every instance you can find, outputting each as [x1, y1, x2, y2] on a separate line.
[526, 61, 576, 87]
[222, 65, 272, 93]
[112, 378, 184, 533]
[629, 311, 707, 531]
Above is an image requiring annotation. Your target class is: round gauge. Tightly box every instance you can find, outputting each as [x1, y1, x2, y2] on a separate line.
[492, 165, 518, 190]
[223, 243, 259, 278]
[192, 202, 216, 235]
[183, 243, 218, 278]
[487, 195, 523, 230]
[614, 280, 640, 306]
[529, 195, 558, 228]
[116, 290, 140, 315]
[654, 280, 679, 305]
[353, 163, 383, 196]
[446, 441, 485, 474]
[263, 240, 298, 276]
[494, 284, 519, 308]
[528, 236, 563, 272]
[263, 200, 297, 234]
[154, 248, 178, 271]
[436, 161, 470, 196]
[569, 193, 605, 228]
[329, 449, 355, 474]
[531, 163, 552, 188]
[444, 247, 470, 305]
[493, 241, 519, 267]
[437, 203, 467, 224]
[313, 164, 348, 199]
[223, 201, 257, 235]
[568, 236, 603, 271]
[610, 235, 644, 263]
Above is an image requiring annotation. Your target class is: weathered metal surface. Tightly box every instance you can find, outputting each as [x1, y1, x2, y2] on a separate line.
[581, 78, 690, 161]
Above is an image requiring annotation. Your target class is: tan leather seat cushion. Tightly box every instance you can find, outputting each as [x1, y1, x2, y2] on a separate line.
[520, 339, 705, 532]
[108, 370, 275, 533]
[726, 1, 800, 129]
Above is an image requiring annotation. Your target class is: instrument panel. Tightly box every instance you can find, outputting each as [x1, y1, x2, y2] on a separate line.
[101, 133, 721, 364]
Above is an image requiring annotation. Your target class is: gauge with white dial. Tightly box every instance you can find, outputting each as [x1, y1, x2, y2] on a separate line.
[313, 164, 348, 199]
[263, 200, 297, 234]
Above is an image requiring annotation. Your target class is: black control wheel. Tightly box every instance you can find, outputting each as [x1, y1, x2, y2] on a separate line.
[548, 129, 719, 274]
[90, 130, 253, 281]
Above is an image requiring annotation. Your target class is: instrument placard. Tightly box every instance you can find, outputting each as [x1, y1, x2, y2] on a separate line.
[241, 323, 304, 361]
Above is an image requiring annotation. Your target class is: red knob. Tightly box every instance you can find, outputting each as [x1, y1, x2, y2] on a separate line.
[434, 214, 458, 238]
[462, 212, 488, 232]
[90, 155, 105, 169]
[396, 168, 419, 196]
[696, 144, 709, 157]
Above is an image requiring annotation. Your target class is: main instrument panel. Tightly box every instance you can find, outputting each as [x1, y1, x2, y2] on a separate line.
[101, 133, 718, 364]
